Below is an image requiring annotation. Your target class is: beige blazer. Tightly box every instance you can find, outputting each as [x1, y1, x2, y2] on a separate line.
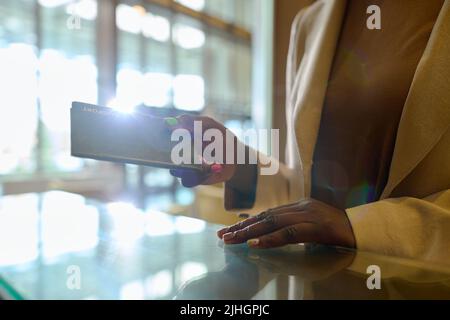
[251, 0, 450, 265]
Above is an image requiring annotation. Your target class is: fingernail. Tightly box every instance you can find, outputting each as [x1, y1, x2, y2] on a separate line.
[211, 163, 223, 174]
[239, 213, 250, 218]
[223, 232, 235, 241]
[165, 117, 178, 126]
[247, 239, 260, 247]
[217, 228, 228, 237]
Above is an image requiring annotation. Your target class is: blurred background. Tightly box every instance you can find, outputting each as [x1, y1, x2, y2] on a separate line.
[0, 0, 312, 224]
[0, 0, 316, 300]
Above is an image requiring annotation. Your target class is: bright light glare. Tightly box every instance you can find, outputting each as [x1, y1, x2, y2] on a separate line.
[142, 13, 170, 42]
[143, 72, 172, 107]
[41, 192, 99, 258]
[116, 4, 142, 34]
[144, 211, 176, 237]
[115, 70, 174, 109]
[178, 262, 207, 284]
[176, 0, 205, 11]
[120, 280, 145, 300]
[173, 74, 205, 111]
[65, 0, 97, 21]
[145, 270, 173, 298]
[0, 195, 39, 266]
[107, 97, 135, 113]
[38, 49, 96, 171]
[114, 68, 144, 111]
[0, 43, 38, 174]
[175, 216, 206, 234]
[106, 202, 145, 242]
[173, 24, 205, 49]
[39, 49, 98, 132]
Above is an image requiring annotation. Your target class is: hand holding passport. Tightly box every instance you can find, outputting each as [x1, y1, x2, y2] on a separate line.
[70, 101, 204, 172]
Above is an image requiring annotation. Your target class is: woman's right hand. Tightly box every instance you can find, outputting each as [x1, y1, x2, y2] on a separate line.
[168, 115, 238, 187]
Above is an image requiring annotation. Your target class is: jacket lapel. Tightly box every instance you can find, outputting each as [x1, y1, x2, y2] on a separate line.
[289, 0, 347, 195]
[381, 0, 450, 198]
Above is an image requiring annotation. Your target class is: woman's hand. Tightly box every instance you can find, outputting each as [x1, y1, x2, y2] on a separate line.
[217, 198, 356, 249]
[168, 115, 237, 187]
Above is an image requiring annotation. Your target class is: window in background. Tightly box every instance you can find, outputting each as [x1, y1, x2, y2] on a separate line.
[176, 0, 254, 30]
[143, 8, 172, 108]
[0, 0, 38, 174]
[115, 0, 255, 210]
[113, 2, 143, 112]
[114, 3, 173, 210]
[0, 0, 263, 209]
[39, 0, 98, 172]
[115, 0, 253, 120]
[173, 14, 205, 111]
[204, 30, 252, 118]
[0, 0, 99, 177]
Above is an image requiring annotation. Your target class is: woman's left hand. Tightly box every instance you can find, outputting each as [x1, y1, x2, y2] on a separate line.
[217, 198, 356, 249]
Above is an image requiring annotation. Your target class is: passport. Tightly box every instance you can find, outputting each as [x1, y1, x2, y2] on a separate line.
[70, 101, 202, 171]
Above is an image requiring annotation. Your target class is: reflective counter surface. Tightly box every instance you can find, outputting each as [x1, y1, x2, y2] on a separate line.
[1, 192, 450, 300]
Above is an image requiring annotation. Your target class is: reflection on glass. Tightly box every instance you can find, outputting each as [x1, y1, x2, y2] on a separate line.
[145, 270, 173, 298]
[178, 261, 208, 284]
[175, 216, 206, 234]
[106, 202, 145, 242]
[120, 280, 145, 300]
[145, 210, 176, 237]
[0, 194, 39, 266]
[41, 192, 99, 259]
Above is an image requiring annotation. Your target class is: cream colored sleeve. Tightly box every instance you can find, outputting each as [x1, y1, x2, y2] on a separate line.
[346, 189, 450, 264]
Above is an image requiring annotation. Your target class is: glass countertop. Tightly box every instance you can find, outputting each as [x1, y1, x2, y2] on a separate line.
[1, 191, 450, 300]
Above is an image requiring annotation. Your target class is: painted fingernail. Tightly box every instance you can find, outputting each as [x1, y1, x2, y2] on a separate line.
[247, 239, 260, 247]
[223, 232, 235, 241]
[165, 117, 178, 126]
[211, 163, 223, 174]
